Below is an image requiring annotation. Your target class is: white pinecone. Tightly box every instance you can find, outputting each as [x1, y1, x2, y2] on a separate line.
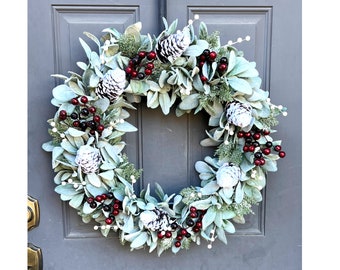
[75, 145, 102, 174]
[155, 30, 190, 63]
[140, 208, 174, 232]
[95, 68, 126, 103]
[226, 101, 254, 128]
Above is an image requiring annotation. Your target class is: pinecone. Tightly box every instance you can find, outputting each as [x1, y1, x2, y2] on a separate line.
[140, 208, 175, 231]
[155, 30, 190, 63]
[226, 101, 254, 128]
[75, 145, 102, 174]
[95, 68, 127, 103]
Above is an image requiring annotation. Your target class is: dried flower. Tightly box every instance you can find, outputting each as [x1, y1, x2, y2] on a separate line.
[216, 162, 241, 188]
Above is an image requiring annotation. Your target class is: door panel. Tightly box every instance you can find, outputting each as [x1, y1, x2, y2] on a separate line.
[28, 0, 301, 269]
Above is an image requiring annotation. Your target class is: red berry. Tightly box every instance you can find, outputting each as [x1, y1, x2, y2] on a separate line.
[248, 145, 255, 152]
[195, 221, 202, 228]
[95, 195, 103, 202]
[80, 96, 88, 104]
[199, 61, 205, 67]
[199, 55, 206, 61]
[59, 110, 67, 120]
[254, 159, 261, 166]
[260, 158, 266, 165]
[88, 106, 96, 114]
[86, 197, 94, 204]
[253, 133, 261, 140]
[190, 212, 198, 218]
[243, 145, 249, 152]
[97, 124, 105, 132]
[263, 129, 271, 135]
[237, 131, 245, 138]
[105, 218, 113, 225]
[193, 226, 200, 233]
[209, 51, 217, 60]
[112, 209, 119, 216]
[138, 51, 146, 58]
[262, 148, 271, 155]
[180, 229, 187, 235]
[125, 67, 132, 74]
[174, 241, 181, 248]
[157, 231, 164, 239]
[147, 51, 156, 60]
[218, 63, 227, 71]
[244, 132, 252, 138]
[200, 75, 208, 82]
[190, 206, 197, 212]
[101, 194, 107, 200]
[279, 151, 286, 158]
[144, 68, 152, 75]
[146, 62, 154, 69]
[165, 231, 172, 238]
[113, 203, 119, 209]
[71, 98, 79, 105]
[176, 235, 183, 241]
[73, 121, 80, 127]
[274, 145, 282, 152]
[131, 70, 138, 78]
[93, 115, 101, 122]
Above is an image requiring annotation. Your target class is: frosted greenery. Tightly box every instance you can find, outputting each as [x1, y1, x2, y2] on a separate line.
[42, 16, 287, 256]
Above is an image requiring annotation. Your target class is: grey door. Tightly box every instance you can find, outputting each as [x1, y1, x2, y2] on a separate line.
[28, 0, 301, 269]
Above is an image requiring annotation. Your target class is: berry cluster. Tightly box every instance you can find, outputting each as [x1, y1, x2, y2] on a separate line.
[197, 49, 228, 83]
[85, 191, 123, 225]
[58, 96, 105, 136]
[156, 206, 205, 248]
[237, 129, 286, 166]
[125, 51, 156, 80]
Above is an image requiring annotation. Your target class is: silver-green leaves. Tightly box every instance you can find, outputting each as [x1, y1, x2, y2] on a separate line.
[42, 16, 287, 256]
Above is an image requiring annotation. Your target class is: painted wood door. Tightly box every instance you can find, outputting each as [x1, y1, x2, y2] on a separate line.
[28, 0, 301, 269]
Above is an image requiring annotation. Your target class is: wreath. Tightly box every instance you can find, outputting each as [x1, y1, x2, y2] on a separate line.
[42, 16, 287, 256]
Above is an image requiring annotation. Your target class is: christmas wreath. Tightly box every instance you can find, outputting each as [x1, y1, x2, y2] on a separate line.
[42, 16, 287, 256]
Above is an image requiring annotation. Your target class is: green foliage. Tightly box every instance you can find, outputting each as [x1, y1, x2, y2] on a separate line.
[215, 143, 243, 165]
[179, 186, 202, 205]
[118, 35, 141, 58]
[212, 82, 233, 103]
[206, 31, 221, 49]
[117, 154, 142, 182]
[42, 16, 287, 256]
[225, 196, 257, 217]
